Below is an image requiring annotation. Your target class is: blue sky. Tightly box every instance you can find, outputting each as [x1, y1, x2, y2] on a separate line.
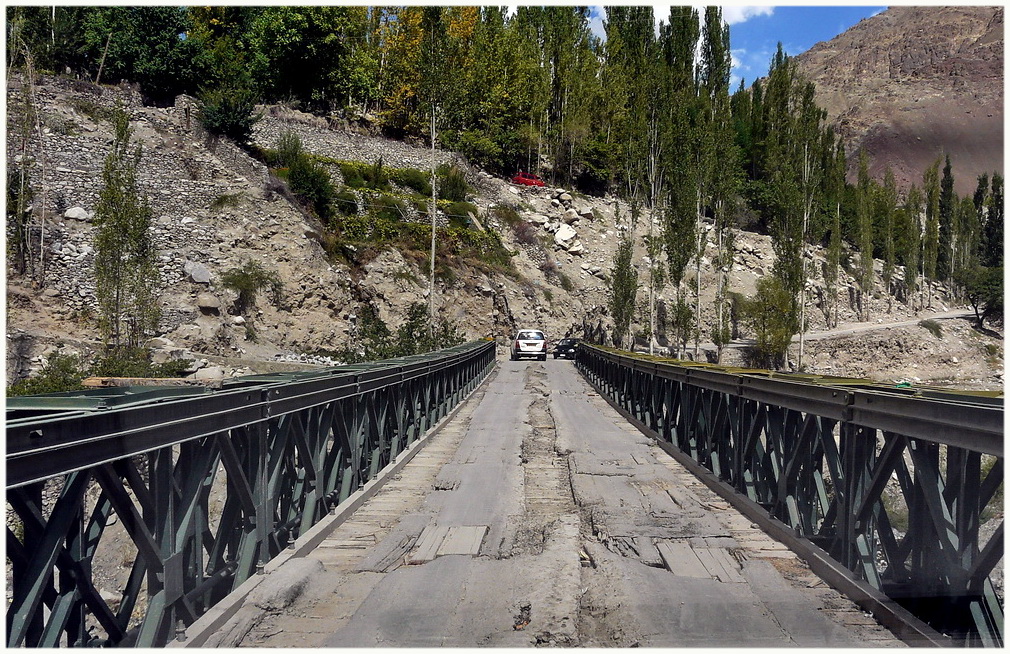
[585, 5, 886, 88]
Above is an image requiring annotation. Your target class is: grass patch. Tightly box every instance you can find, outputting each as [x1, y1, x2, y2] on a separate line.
[69, 98, 116, 124]
[919, 319, 943, 339]
[210, 192, 244, 211]
[559, 272, 575, 293]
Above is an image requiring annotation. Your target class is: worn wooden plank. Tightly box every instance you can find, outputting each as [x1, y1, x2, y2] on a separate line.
[632, 536, 665, 568]
[655, 540, 710, 578]
[437, 525, 488, 556]
[694, 547, 745, 583]
[406, 524, 449, 564]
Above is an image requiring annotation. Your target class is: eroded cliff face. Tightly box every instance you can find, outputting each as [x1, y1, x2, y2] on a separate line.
[794, 6, 1003, 195]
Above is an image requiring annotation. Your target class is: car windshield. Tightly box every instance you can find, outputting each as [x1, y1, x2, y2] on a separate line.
[518, 331, 544, 340]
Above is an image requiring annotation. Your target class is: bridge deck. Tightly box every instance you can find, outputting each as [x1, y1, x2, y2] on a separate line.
[201, 360, 904, 647]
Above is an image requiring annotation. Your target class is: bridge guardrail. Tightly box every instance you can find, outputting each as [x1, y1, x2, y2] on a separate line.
[577, 343, 1003, 647]
[6, 340, 496, 647]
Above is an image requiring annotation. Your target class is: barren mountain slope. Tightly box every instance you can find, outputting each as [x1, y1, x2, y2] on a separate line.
[794, 5, 1003, 195]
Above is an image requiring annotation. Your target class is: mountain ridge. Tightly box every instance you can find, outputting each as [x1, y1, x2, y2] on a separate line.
[793, 5, 1003, 196]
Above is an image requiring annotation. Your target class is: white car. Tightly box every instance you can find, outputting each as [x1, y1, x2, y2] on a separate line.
[510, 329, 548, 361]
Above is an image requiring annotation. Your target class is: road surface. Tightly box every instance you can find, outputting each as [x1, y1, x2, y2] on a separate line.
[209, 359, 905, 647]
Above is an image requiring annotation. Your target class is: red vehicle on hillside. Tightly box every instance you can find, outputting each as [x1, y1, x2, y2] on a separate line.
[511, 171, 545, 187]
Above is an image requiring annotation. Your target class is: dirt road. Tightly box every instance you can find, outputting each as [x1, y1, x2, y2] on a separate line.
[210, 360, 904, 647]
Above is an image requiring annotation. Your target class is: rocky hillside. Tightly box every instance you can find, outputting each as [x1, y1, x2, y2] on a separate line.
[794, 6, 1003, 195]
[5, 74, 1002, 391]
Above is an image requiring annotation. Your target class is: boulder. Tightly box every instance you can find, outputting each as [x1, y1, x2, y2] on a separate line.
[567, 240, 585, 255]
[193, 366, 224, 381]
[184, 260, 212, 284]
[64, 207, 90, 221]
[554, 224, 577, 247]
[576, 204, 595, 219]
[562, 208, 580, 225]
[528, 213, 549, 226]
[196, 293, 222, 314]
[558, 192, 573, 203]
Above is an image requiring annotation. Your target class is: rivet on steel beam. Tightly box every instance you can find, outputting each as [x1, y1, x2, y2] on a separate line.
[175, 620, 187, 642]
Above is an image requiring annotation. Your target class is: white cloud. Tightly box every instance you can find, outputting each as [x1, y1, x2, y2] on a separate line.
[721, 6, 774, 26]
[589, 6, 607, 42]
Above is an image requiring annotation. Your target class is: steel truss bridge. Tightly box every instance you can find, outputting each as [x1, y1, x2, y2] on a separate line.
[5, 340, 1003, 647]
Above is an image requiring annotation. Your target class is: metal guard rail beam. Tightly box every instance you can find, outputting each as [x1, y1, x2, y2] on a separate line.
[577, 344, 1003, 647]
[6, 340, 495, 647]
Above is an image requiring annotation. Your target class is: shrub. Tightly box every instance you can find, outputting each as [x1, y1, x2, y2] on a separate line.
[288, 155, 334, 221]
[198, 87, 261, 144]
[445, 201, 479, 229]
[559, 272, 575, 293]
[390, 167, 432, 196]
[743, 276, 797, 369]
[221, 260, 283, 314]
[7, 350, 86, 396]
[339, 162, 366, 188]
[489, 204, 521, 228]
[919, 319, 943, 339]
[69, 98, 116, 124]
[366, 158, 390, 191]
[274, 129, 303, 168]
[333, 189, 358, 216]
[438, 164, 469, 202]
[369, 196, 407, 222]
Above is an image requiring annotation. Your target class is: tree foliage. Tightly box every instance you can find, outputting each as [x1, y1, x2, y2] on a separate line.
[743, 276, 796, 369]
[93, 109, 160, 350]
[609, 234, 638, 348]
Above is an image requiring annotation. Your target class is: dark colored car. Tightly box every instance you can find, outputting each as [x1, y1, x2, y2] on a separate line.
[511, 172, 545, 187]
[553, 338, 580, 359]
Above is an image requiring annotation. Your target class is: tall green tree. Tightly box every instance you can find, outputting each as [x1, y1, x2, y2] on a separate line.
[821, 133, 846, 327]
[879, 167, 898, 312]
[700, 7, 740, 362]
[94, 109, 160, 350]
[899, 184, 923, 310]
[609, 233, 639, 349]
[922, 157, 941, 307]
[982, 174, 1003, 268]
[936, 154, 955, 284]
[82, 7, 203, 103]
[855, 150, 874, 320]
[247, 7, 374, 112]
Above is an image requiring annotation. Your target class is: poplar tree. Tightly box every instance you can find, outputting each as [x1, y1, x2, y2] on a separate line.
[822, 134, 846, 328]
[610, 232, 638, 349]
[937, 154, 955, 285]
[856, 150, 874, 321]
[659, 6, 699, 358]
[900, 184, 923, 310]
[94, 109, 160, 350]
[880, 167, 897, 312]
[982, 174, 1003, 268]
[700, 7, 739, 362]
[922, 158, 941, 307]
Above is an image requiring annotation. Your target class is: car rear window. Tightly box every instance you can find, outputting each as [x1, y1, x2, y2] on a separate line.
[518, 331, 544, 340]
